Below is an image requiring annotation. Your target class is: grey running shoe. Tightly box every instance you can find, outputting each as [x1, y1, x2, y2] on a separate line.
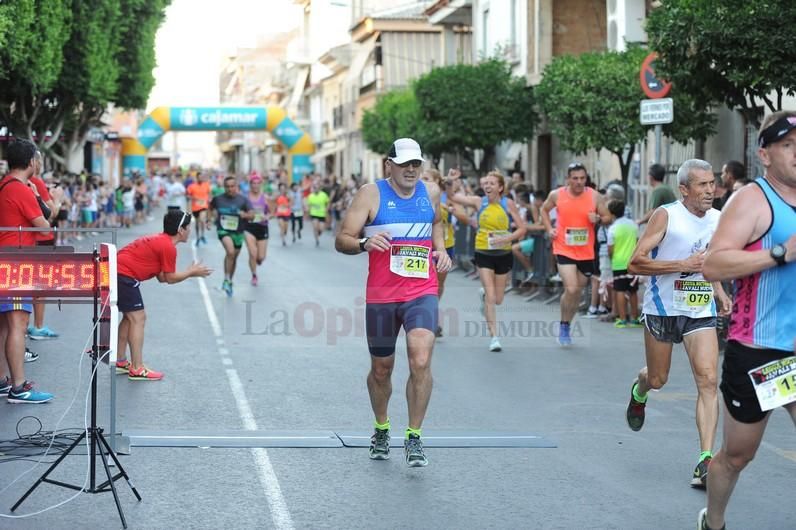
[404, 434, 428, 467]
[369, 428, 390, 460]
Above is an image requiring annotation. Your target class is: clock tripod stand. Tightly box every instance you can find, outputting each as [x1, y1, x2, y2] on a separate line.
[8, 245, 141, 529]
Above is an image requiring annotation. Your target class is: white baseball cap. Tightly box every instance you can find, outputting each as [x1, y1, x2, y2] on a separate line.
[387, 138, 423, 164]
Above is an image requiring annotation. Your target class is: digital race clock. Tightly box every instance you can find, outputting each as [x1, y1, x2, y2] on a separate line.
[0, 250, 110, 297]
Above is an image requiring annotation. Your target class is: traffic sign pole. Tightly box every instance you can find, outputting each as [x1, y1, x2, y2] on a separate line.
[655, 124, 662, 164]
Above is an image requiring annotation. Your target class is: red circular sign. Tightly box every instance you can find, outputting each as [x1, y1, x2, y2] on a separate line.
[640, 52, 671, 99]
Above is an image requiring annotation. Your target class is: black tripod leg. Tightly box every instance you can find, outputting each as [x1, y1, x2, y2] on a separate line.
[98, 432, 142, 501]
[11, 431, 87, 512]
[95, 433, 128, 529]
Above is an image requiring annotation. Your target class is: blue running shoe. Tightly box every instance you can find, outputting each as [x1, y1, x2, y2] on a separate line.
[557, 322, 572, 346]
[222, 279, 233, 297]
[28, 326, 59, 340]
[7, 381, 54, 404]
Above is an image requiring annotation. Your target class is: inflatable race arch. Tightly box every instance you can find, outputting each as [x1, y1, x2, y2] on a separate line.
[121, 106, 314, 181]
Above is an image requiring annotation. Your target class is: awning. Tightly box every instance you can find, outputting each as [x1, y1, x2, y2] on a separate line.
[311, 140, 346, 162]
[426, 0, 472, 26]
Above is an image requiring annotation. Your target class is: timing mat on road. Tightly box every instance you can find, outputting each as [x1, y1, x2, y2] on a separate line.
[120, 430, 556, 449]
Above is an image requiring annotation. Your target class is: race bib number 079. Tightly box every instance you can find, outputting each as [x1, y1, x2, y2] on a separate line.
[389, 245, 430, 279]
[748, 356, 796, 412]
[673, 280, 713, 311]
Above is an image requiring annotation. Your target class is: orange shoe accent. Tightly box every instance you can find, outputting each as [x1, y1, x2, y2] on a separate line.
[128, 366, 163, 381]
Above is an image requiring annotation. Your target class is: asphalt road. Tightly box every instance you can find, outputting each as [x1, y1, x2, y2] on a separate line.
[1, 209, 793, 529]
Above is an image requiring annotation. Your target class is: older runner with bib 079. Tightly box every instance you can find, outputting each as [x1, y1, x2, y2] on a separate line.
[625, 159, 731, 489]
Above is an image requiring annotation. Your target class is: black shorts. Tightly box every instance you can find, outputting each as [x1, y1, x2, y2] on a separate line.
[117, 275, 144, 313]
[474, 252, 513, 275]
[721, 341, 793, 424]
[366, 295, 438, 357]
[192, 209, 207, 219]
[56, 209, 69, 222]
[642, 314, 716, 344]
[244, 223, 269, 241]
[612, 270, 638, 292]
[555, 254, 595, 277]
[310, 215, 326, 223]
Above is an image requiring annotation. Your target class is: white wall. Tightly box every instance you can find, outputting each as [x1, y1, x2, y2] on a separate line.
[472, 0, 527, 76]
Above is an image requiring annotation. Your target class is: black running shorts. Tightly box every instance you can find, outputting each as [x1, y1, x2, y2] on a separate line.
[721, 340, 794, 424]
[117, 275, 144, 313]
[555, 254, 595, 277]
[474, 251, 513, 275]
[642, 314, 716, 344]
[244, 223, 269, 241]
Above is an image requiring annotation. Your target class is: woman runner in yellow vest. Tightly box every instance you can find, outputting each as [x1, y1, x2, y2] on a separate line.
[450, 169, 527, 352]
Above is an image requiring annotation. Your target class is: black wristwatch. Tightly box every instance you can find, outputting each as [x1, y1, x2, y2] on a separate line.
[770, 243, 787, 266]
[358, 237, 369, 252]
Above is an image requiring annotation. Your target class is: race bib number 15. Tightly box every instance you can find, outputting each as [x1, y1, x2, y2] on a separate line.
[748, 356, 796, 412]
[389, 245, 430, 279]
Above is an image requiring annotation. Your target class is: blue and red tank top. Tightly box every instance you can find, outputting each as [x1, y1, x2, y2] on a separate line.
[728, 177, 796, 352]
[363, 179, 438, 303]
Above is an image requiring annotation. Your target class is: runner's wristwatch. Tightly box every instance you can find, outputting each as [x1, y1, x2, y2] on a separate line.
[770, 243, 787, 266]
[359, 237, 369, 252]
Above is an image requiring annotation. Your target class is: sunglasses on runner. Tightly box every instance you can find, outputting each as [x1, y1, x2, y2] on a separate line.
[568, 162, 586, 170]
[394, 160, 423, 169]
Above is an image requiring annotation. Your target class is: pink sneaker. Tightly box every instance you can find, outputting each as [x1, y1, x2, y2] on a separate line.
[128, 366, 163, 381]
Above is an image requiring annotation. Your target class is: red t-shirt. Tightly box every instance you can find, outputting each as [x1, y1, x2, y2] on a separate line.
[0, 175, 44, 247]
[116, 233, 177, 281]
[29, 176, 54, 242]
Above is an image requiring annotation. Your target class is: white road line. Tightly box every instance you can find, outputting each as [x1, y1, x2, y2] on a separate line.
[197, 278, 222, 338]
[221, 357, 232, 366]
[219, 347, 229, 356]
[193, 245, 294, 530]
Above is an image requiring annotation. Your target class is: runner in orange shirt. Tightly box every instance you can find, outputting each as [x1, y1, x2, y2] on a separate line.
[541, 162, 612, 346]
[186, 172, 211, 245]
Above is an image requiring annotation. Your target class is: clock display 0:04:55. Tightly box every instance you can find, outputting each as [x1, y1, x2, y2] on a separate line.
[0, 263, 95, 290]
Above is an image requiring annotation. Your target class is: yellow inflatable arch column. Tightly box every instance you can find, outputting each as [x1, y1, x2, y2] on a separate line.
[121, 106, 314, 181]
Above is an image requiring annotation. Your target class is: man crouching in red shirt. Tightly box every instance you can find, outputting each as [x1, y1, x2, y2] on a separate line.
[114, 210, 212, 380]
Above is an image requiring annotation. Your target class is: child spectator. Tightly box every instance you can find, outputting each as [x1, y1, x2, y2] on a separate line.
[607, 200, 641, 328]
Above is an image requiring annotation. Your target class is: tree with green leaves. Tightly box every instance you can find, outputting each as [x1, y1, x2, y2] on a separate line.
[646, 0, 796, 127]
[535, 45, 716, 185]
[413, 59, 537, 174]
[0, 0, 169, 170]
[361, 88, 447, 165]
